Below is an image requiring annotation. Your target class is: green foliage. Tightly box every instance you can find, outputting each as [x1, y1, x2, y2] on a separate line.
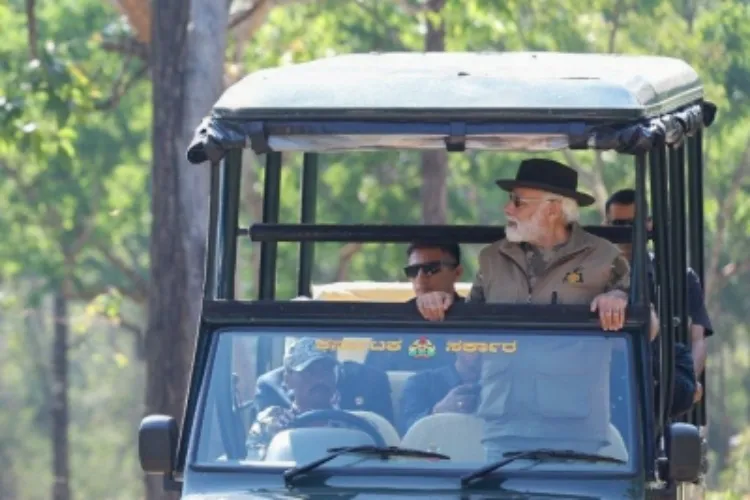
[1, 0, 750, 498]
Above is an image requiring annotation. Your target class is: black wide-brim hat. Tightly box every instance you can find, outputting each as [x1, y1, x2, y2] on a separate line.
[495, 158, 596, 207]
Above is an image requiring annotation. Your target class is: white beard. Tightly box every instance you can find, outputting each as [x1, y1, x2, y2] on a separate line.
[506, 210, 546, 243]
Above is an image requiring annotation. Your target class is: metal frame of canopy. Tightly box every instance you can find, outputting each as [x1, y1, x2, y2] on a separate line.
[179, 52, 716, 485]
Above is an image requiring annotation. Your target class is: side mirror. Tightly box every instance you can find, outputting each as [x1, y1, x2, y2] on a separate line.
[667, 422, 701, 483]
[139, 414, 179, 474]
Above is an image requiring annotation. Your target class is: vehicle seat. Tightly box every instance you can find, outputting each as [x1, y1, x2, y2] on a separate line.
[401, 413, 484, 461]
[602, 423, 629, 462]
[348, 410, 401, 446]
[400, 415, 629, 464]
[386, 370, 414, 417]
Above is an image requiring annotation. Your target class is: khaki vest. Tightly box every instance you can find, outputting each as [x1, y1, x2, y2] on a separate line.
[471, 224, 628, 444]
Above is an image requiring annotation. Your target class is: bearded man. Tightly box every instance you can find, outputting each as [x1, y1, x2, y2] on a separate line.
[416, 158, 658, 461]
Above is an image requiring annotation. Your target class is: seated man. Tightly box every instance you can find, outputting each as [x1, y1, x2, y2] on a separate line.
[398, 350, 481, 435]
[247, 337, 363, 460]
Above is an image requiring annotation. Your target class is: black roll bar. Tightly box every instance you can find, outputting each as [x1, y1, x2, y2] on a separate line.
[687, 131, 706, 426]
[687, 130, 706, 285]
[297, 153, 319, 297]
[631, 152, 649, 308]
[249, 223, 647, 245]
[669, 144, 689, 348]
[204, 151, 242, 300]
[650, 144, 675, 432]
[258, 153, 282, 300]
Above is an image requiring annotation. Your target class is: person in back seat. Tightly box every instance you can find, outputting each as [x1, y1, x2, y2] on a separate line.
[364, 242, 465, 373]
[398, 350, 482, 435]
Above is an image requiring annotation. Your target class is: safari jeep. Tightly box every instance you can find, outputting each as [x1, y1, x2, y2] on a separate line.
[138, 52, 715, 499]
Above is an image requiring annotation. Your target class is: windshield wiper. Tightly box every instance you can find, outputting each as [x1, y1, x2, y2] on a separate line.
[284, 445, 450, 486]
[460, 448, 627, 487]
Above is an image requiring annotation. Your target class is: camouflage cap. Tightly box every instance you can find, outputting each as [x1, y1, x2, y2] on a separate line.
[283, 337, 337, 372]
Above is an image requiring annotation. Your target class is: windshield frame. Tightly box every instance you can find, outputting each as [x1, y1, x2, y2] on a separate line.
[184, 300, 651, 481]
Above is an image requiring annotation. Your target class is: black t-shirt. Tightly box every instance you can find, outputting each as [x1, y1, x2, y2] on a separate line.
[364, 293, 465, 372]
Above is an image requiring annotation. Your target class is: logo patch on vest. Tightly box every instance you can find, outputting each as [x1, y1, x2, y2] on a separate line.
[563, 268, 584, 284]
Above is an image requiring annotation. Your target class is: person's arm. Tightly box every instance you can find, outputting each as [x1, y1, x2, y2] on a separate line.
[686, 268, 712, 376]
[649, 303, 659, 341]
[467, 270, 486, 303]
[246, 406, 293, 460]
[591, 255, 630, 330]
[604, 254, 631, 297]
[669, 343, 697, 417]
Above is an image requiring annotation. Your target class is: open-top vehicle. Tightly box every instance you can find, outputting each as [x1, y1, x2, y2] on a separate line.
[138, 52, 716, 499]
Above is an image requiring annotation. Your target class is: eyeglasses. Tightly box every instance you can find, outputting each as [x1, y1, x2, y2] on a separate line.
[508, 192, 561, 208]
[609, 217, 653, 227]
[609, 219, 634, 226]
[403, 260, 457, 279]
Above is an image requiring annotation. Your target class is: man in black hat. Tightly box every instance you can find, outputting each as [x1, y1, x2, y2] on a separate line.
[415, 158, 658, 461]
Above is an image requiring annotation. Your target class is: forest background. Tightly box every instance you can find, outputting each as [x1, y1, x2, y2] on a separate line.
[1, 0, 749, 499]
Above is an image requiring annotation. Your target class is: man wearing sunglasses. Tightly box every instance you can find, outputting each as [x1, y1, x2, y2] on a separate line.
[397, 242, 483, 435]
[414, 158, 659, 461]
[364, 242, 466, 374]
[403, 242, 464, 299]
[605, 188, 711, 405]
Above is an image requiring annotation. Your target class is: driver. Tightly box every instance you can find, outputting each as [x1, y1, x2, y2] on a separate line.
[246, 337, 346, 460]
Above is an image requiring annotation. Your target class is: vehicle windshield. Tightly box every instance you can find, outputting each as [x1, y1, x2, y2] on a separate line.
[195, 329, 636, 474]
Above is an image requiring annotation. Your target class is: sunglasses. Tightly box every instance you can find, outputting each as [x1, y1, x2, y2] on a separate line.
[403, 260, 457, 279]
[508, 192, 559, 208]
[609, 217, 653, 227]
[609, 219, 634, 226]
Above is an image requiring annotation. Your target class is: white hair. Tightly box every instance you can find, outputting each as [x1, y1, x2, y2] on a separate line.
[558, 196, 580, 223]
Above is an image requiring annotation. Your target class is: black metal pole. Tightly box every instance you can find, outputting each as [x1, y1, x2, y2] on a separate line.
[688, 130, 706, 286]
[205, 150, 242, 300]
[258, 152, 282, 300]
[687, 131, 706, 427]
[297, 153, 319, 297]
[632, 152, 649, 308]
[204, 162, 221, 300]
[658, 144, 675, 427]
[649, 144, 671, 435]
[669, 144, 689, 348]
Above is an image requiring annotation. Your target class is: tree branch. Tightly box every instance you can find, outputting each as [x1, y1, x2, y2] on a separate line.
[228, 0, 266, 30]
[353, 0, 409, 51]
[229, 0, 320, 36]
[705, 142, 750, 299]
[94, 63, 149, 111]
[335, 243, 364, 281]
[0, 161, 63, 230]
[394, 0, 428, 15]
[25, 0, 38, 60]
[92, 243, 149, 301]
[100, 36, 149, 62]
[606, 0, 626, 53]
[562, 150, 609, 219]
[708, 257, 750, 302]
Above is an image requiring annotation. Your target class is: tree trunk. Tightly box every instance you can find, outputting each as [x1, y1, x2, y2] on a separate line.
[51, 290, 70, 500]
[145, 0, 229, 499]
[420, 0, 448, 224]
